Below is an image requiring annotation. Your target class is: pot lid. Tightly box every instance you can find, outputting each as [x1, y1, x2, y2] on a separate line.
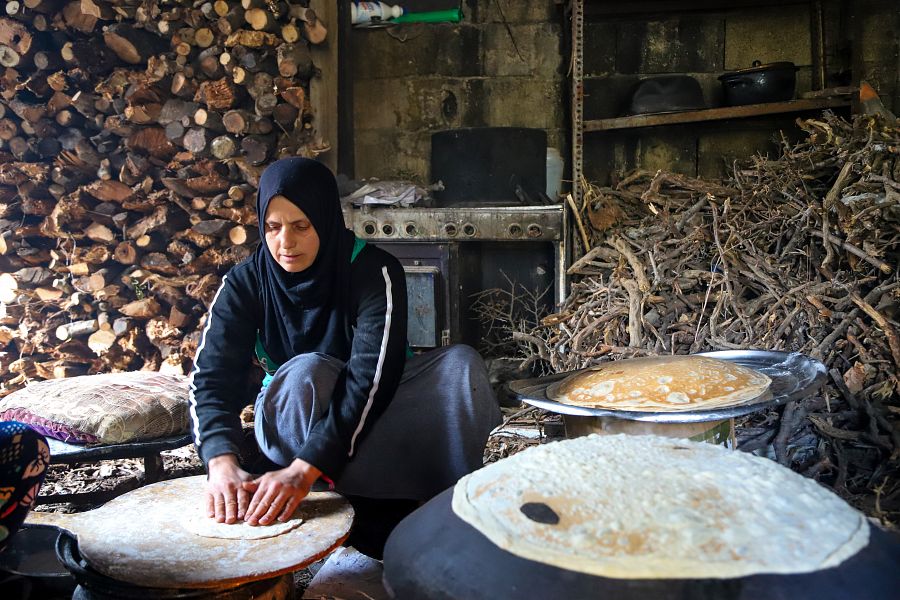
[720, 60, 798, 78]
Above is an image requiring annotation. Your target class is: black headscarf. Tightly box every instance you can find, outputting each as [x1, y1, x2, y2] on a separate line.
[253, 158, 356, 365]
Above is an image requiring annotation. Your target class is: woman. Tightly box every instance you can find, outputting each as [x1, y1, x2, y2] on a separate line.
[189, 158, 500, 553]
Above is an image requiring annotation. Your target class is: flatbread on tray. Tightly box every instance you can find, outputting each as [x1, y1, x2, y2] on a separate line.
[452, 434, 869, 580]
[547, 355, 771, 412]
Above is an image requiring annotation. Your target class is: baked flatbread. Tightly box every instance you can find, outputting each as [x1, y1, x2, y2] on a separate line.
[452, 434, 869, 579]
[180, 511, 303, 540]
[548, 355, 771, 412]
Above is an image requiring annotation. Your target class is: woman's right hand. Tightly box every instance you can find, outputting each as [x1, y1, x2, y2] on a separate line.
[205, 454, 254, 523]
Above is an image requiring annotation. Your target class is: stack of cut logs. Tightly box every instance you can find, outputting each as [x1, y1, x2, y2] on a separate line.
[0, 0, 329, 395]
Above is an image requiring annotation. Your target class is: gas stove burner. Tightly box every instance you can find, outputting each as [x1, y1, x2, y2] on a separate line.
[55, 531, 292, 600]
[342, 205, 565, 242]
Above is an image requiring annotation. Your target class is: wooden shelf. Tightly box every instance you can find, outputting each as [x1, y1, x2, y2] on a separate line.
[584, 97, 852, 132]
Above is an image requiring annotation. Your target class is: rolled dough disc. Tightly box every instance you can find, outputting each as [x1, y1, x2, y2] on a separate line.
[181, 512, 303, 540]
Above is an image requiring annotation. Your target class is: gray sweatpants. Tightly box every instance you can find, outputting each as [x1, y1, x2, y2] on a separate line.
[254, 344, 501, 500]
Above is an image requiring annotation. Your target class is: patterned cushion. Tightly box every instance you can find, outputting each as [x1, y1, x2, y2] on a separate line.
[0, 372, 190, 445]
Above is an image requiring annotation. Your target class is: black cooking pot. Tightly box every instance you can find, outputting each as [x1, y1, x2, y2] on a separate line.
[0, 524, 76, 597]
[718, 61, 798, 106]
[627, 75, 706, 115]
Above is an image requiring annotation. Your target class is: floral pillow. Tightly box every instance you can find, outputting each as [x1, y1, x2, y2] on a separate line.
[0, 372, 190, 445]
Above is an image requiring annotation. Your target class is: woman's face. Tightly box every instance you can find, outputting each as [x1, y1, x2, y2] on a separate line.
[263, 195, 320, 273]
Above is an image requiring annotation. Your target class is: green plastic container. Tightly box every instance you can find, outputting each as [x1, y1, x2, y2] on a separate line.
[392, 8, 462, 24]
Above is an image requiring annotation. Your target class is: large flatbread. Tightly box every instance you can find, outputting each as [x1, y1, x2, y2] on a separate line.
[548, 355, 771, 412]
[452, 434, 869, 579]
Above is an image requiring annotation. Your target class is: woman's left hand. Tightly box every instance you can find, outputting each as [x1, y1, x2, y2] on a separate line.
[242, 459, 322, 526]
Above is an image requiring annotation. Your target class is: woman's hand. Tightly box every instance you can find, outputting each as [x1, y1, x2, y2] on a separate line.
[242, 459, 322, 526]
[205, 454, 254, 523]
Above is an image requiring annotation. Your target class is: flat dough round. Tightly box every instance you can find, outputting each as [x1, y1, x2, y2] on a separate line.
[452, 434, 869, 580]
[180, 512, 303, 540]
[548, 355, 771, 412]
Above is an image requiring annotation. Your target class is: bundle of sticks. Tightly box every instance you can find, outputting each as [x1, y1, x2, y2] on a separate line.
[517, 112, 900, 524]
[0, 1, 329, 392]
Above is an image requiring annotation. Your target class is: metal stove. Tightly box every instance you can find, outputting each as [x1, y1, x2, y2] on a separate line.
[342, 204, 568, 349]
[56, 531, 292, 600]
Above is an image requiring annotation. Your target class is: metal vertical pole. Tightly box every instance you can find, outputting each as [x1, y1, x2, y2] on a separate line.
[810, 0, 826, 91]
[572, 0, 585, 209]
[561, 0, 586, 304]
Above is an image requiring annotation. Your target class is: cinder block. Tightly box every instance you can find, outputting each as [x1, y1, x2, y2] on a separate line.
[354, 77, 494, 133]
[583, 129, 697, 183]
[629, 129, 698, 177]
[471, 0, 561, 24]
[352, 78, 410, 131]
[582, 134, 616, 185]
[481, 78, 566, 129]
[350, 24, 482, 79]
[584, 21, 617, 76]
[584, 129, 698, 183]
[354, 129, 431, 181]
[404, 78, 466, 130]
[859, 2, 899, 63]
[456, 78, 490, 127]
[583, 75, 640, 120]
[724, 6, 811, 70]
[483, 22, 563, 78]
[697, 119, 795, 179]
[617, 16, 725, 74]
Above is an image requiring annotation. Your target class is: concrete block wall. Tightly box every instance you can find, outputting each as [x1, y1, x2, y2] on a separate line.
[349, 0, 898, 186]
[349, 0, 566, 182]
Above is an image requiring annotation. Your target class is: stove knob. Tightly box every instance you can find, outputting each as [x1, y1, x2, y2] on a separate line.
[404, 222, 418, 236]
[508, 223, 523, 237]
[462, 223, 476, 237]
[382, 223, 395, 236]
[443, 223, 458, 237]
[363, 221, 377, 236]
[526, 223, 542, 238]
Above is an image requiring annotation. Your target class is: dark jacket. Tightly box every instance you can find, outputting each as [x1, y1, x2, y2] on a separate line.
[188, 243, 408, 478]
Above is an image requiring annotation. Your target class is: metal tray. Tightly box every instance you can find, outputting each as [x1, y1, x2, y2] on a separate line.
[508, 350, 825, 423]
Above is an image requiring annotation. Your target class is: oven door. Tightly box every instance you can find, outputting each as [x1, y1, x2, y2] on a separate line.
[403, 265, 442, 348]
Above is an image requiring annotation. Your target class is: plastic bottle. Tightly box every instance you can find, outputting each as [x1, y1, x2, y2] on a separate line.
[351, 2, 404, 25]
[393, 8, 462, 23]
[545, 147, 564, 200]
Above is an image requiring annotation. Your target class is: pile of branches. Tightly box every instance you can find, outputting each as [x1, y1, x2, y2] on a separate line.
[518, 112, 900, 525]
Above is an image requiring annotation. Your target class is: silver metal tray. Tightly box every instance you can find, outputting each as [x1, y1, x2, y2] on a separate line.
[507, 350, 826, 423]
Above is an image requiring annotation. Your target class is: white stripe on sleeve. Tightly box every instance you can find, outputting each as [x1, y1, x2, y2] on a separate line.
[187, 275, 229, 448]
[348, 266, 393, 456]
